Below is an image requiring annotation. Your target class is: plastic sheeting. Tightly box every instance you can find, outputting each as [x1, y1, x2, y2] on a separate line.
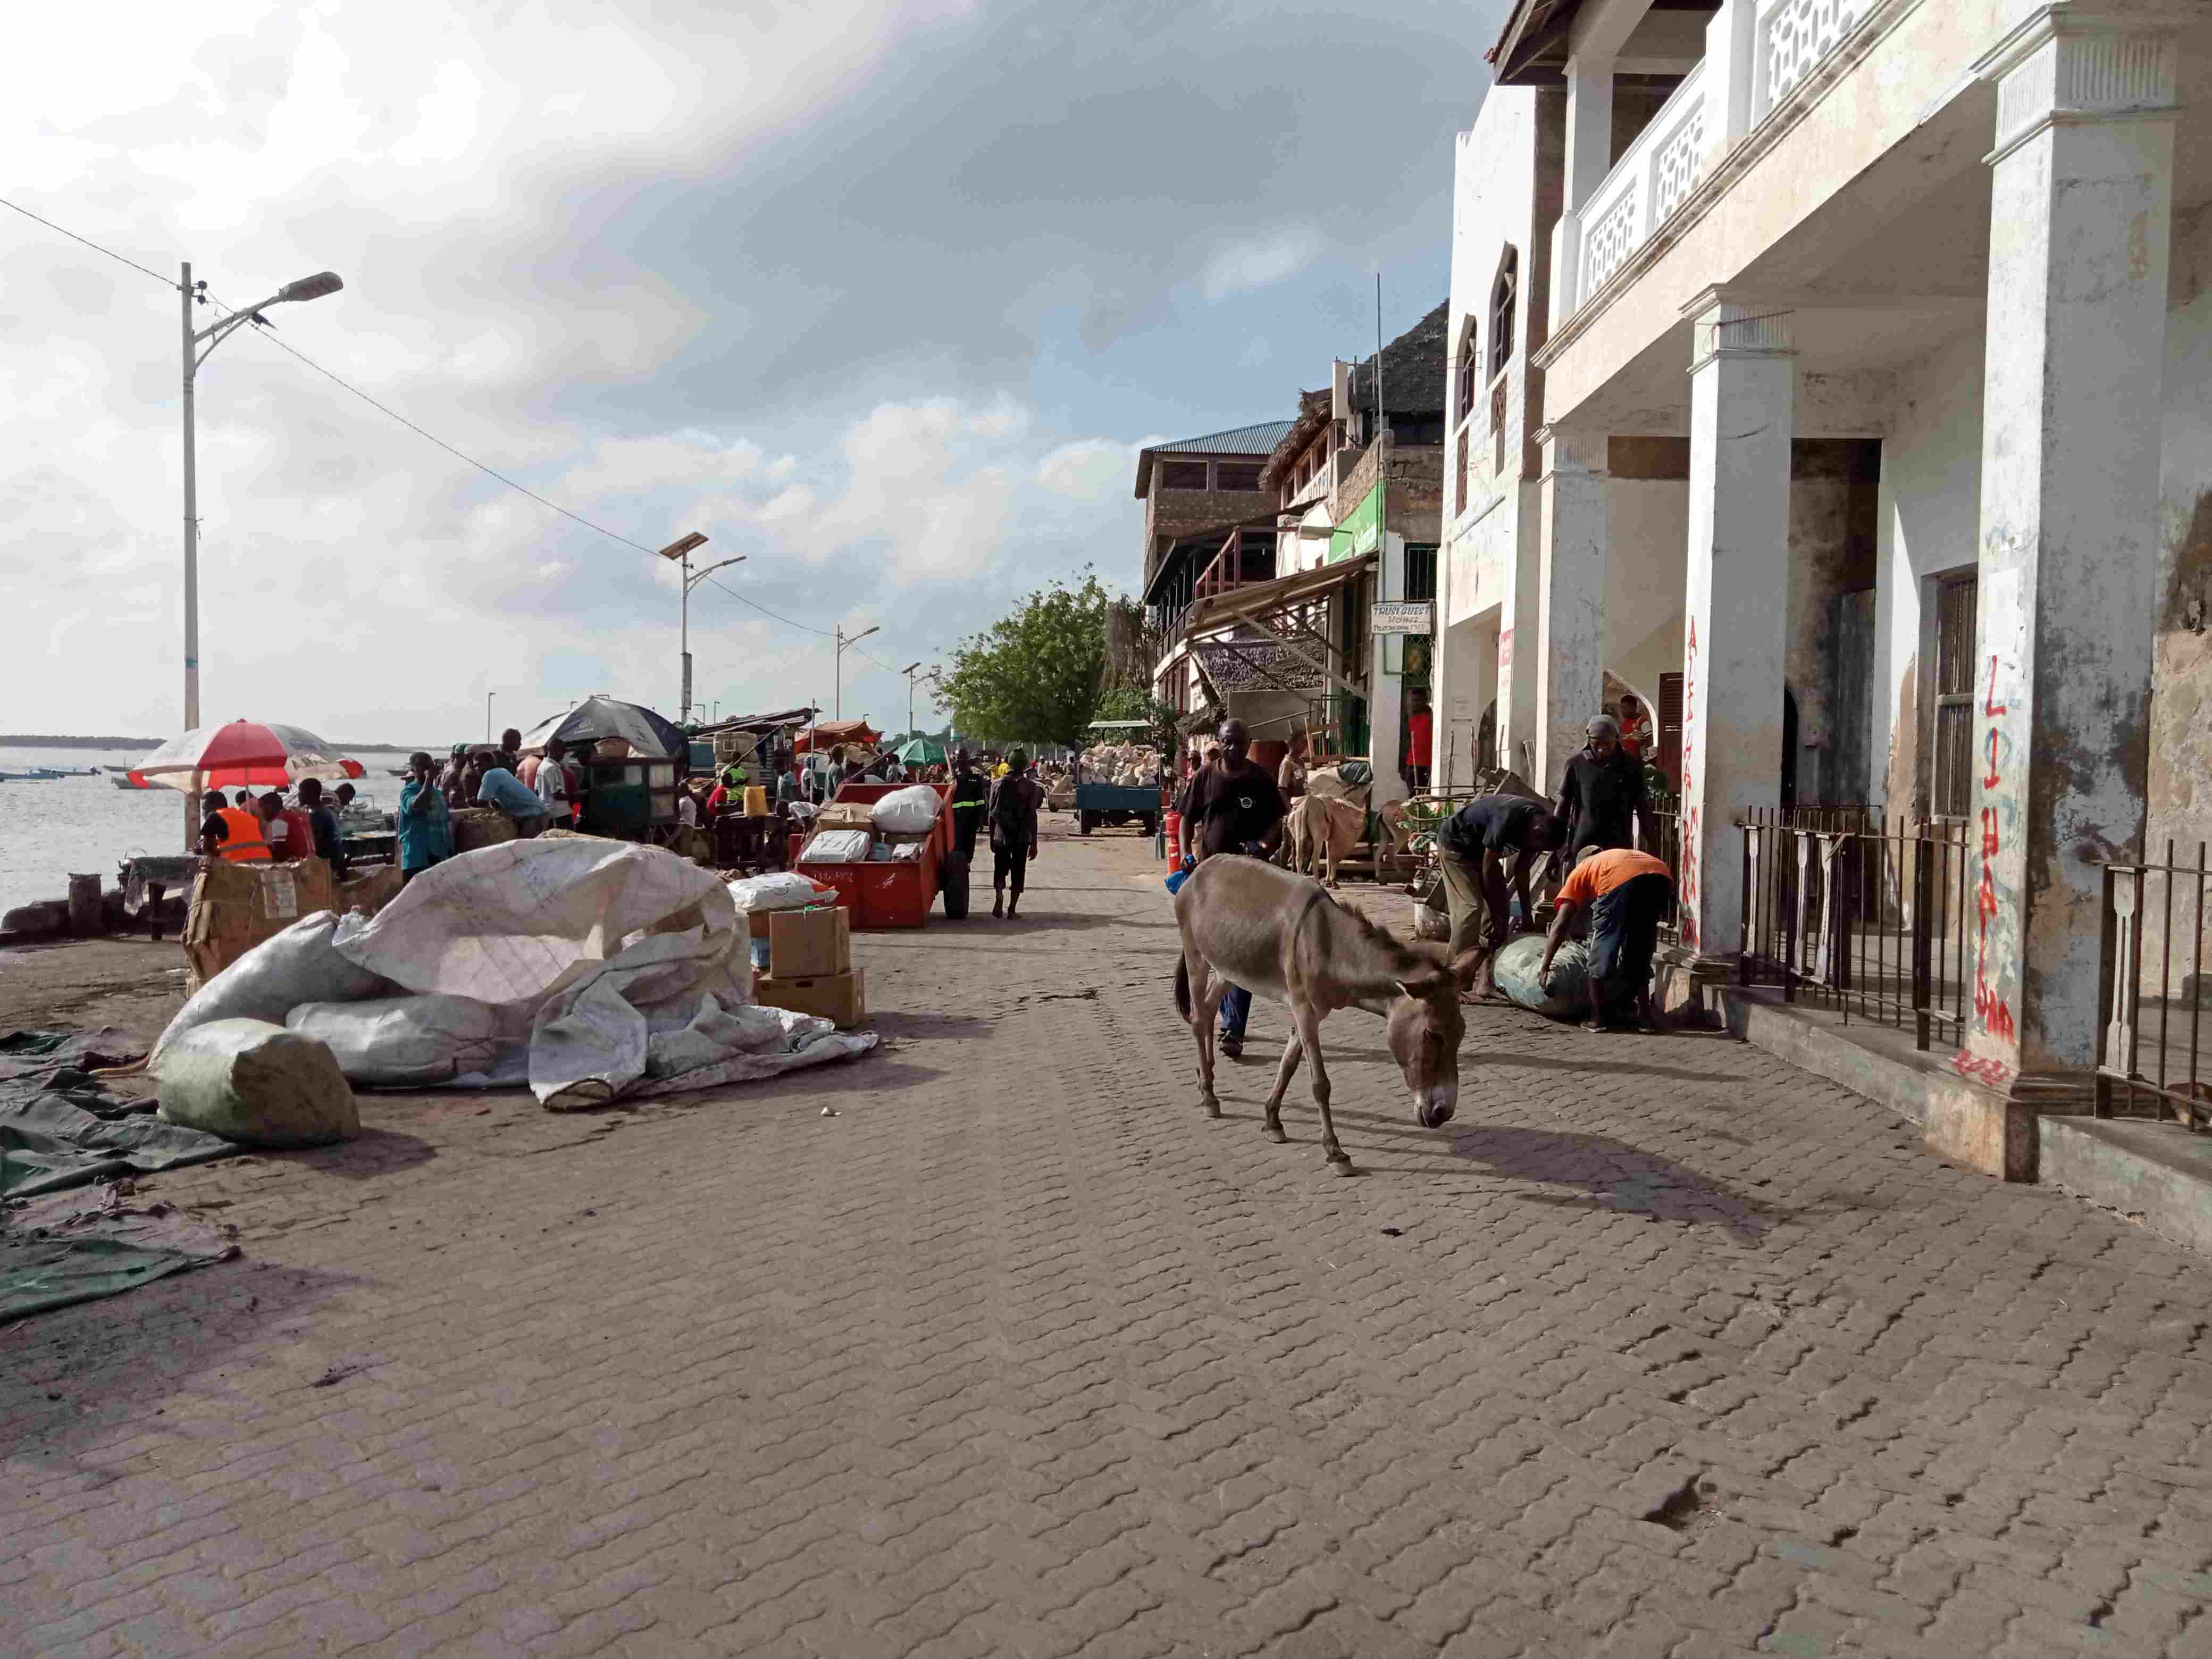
[326, 839, 875, 1108]
[0, 1091, 241, 1197]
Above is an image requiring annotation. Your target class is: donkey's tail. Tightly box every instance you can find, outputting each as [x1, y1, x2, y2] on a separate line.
[1174, 953, 1192, 1021]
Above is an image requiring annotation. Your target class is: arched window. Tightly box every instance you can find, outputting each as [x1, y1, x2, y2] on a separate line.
[1456, 326, 1480, 424]
[1488, 248, 1519, 381]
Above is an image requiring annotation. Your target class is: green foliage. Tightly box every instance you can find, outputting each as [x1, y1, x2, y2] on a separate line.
[939, 571, 1116, 750]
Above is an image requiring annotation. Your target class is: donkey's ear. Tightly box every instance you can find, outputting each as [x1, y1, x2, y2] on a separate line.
[1396, 974, 1455, 1002]
[1447, 948, 1486, 992]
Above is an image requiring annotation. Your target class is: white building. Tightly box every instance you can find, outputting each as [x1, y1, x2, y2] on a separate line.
[1434, 0, 2212, 1171]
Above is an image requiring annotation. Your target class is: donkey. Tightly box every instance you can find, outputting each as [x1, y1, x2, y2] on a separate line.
[1172, 854, 1482, 1174]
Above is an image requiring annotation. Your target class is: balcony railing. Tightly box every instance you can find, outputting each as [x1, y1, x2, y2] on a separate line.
[1552, 0, 1879, 322]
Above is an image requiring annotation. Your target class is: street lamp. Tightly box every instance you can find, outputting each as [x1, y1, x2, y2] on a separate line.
[655, 531, 744, 724]
[485, 691, 496, 744]
[901, 662, 925, 741]
[178, 261, 343, 846]
[834, 624, 878, 721]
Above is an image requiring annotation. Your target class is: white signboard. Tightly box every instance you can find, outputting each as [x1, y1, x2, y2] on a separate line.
[1370, 601, 1433, 634]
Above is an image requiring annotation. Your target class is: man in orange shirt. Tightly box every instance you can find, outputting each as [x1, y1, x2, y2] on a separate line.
[1538, 844, 1673, 1033]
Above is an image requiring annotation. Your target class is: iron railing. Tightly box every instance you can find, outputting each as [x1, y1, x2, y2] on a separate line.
[2096, 844, 2212, 1130]
[1738, 809, 1971, 1051]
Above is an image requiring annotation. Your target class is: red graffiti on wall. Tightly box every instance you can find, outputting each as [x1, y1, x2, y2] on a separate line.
[1952, 1050, 2015, 1091]
[1972, 653, 2015, 1043]
[1677, 621, 1698, 948]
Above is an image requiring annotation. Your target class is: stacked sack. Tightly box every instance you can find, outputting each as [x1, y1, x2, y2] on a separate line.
[1079, 742, 1162, 787]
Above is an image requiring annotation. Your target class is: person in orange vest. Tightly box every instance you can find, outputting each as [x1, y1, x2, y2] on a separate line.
[215, 794, 271, 861]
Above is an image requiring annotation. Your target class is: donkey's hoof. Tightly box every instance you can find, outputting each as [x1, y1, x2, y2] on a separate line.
[1201, 1096, 1222, 1119]
[1263, 1123, 1288, 1144]
[1326, 1152, 1356, 1176]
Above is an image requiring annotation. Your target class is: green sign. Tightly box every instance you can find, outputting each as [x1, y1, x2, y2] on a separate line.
[1327, 480, 1382, 564]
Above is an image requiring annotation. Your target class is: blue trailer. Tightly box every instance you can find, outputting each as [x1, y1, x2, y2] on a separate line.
[1074, 719, 1163, 836]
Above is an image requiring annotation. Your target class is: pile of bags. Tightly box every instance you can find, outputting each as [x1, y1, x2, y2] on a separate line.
[1080, 743, 1161, 787]
[150, 839, 878, 1124]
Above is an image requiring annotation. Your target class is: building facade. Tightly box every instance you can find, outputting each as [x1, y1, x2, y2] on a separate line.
[1434, 0, 2212, 1144]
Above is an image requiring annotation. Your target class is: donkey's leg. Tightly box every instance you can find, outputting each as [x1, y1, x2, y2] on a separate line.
[1293, 1003, 1353, 1173]
[1261, 1030, 1303, 1143]
[1189, 959, 1225, 1118]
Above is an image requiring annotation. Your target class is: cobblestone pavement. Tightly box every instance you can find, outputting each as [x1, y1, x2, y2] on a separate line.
[6, 830, 2212, 1657]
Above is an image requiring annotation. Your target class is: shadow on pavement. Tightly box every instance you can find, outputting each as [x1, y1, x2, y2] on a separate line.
[276, 1126, 438, 1182]
[1332, 1112, 1774, 1241]
[1, 1258, 358, 1464]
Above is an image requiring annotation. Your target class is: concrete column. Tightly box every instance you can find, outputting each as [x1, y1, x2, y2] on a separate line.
[1959, 7, 2178, 1118]
[1678, 292, 1795, 957]
[1534, 424, 1609, 795]
[1370, 533, 1408, 808]
[1551, 52, 1616, 327]
[1433, 608, 1489, 792]
[1494, 485, 1545, 781]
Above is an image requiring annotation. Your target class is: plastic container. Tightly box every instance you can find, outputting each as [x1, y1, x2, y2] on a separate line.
[743, 784, 769, 817]
[1163, 811, 1183, 861]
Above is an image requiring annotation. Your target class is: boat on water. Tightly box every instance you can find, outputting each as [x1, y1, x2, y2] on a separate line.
[110, 773, 156, 790]
[0, 770, 57, 782]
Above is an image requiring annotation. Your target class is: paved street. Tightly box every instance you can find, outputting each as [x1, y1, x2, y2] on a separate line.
[6, 828, 2212, 1657]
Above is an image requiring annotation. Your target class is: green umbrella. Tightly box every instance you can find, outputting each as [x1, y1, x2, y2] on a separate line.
[895, 736, 947, 766]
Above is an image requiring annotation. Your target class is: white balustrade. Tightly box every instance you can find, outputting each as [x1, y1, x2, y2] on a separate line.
[1555, 0, 1876, 322]
[1755, 0, 1874, 113]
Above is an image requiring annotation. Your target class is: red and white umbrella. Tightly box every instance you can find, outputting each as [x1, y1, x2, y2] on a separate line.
[128, 720, 365, 793]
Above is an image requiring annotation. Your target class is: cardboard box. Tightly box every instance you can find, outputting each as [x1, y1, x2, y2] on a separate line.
[748, 909, 774, 941]
[755, 966, 865, 1029]
[815, 802, 875, 831]
[770, 906, 850, 978]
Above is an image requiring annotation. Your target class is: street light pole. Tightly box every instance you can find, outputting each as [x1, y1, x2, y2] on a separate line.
[485, 691, 495, 744]
[178, 261, 343, 848]
[834, 624, 879, 722]
[901, 661, 924, 739]
[657, 532, 742, 725]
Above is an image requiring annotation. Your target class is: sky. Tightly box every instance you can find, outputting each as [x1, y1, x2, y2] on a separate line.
[2, 0, 1504, 746]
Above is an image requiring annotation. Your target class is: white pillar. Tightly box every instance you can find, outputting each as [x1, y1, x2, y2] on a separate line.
[1550, 52, 1616, 328]
[1369, 533, 1408, 807]
[1678, 293, 1795, 957]
[1534, 424, 1609, 795]
[1494, 486, 1545, 782]
[1962, 6, 2177, 1103]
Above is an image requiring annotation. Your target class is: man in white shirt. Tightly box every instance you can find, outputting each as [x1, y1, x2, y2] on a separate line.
[535, 736, 573, 819]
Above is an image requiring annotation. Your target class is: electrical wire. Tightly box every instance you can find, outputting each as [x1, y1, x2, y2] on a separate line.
[4, 192, 925, 678]
[0, 194, 172, 287]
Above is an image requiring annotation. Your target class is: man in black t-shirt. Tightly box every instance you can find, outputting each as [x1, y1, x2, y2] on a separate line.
[1438, 794, 1562, 999]
[1175, 720, 1286, 1057]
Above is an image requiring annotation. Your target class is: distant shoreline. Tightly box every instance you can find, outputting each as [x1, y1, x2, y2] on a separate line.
[0, 736, 433, 754]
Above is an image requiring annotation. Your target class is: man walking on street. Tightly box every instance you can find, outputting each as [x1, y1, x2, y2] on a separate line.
[985, 749, 1045, 919]
[1175, 719, 1287, 1059]
[1437, 794, 1562, 1001]
[1554, 714, 1645, 855]
[948, 749, 988, 863]
[1539, 845, 1674, 1033]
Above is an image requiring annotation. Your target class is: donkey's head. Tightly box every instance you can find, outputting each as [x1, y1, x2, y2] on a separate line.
[1384, 947, 1485, 1128]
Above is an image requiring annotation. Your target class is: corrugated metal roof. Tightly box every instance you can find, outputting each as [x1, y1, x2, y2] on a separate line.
[1134, 420, 1297, 498]
[1157, 420, 1295, 456]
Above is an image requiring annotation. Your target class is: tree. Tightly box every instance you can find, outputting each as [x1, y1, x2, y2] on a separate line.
[938, 571, 1116, 751]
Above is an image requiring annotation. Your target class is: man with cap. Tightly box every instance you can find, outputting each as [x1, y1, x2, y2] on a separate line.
[1553, 714, 1646, 857]
[1436, 794, 1563, 1000]
[1175, 718, 1287, 1059]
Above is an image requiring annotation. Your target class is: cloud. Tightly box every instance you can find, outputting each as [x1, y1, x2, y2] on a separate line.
[1200, 226, 1326, 301]
[0, 0, 1502, 748]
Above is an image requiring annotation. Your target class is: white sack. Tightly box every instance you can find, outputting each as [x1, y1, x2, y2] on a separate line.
[728, 872, 827, 912]
[153, 911, 390, 1066]
[286, 994, 508, 1087]
[800, 830, 872, 865]
[157, 1019, 360, 1146]
[870, 785, 942, 833]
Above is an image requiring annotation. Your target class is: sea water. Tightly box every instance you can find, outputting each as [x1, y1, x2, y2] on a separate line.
[0, 747, 412, 915]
